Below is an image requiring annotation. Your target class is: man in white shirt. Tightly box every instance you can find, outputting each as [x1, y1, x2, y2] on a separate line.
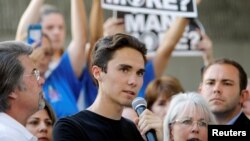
[0, 41, 45, 141]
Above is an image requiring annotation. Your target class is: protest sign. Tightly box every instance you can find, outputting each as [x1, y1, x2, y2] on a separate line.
[102, 0, 197, 17]
[102, 0, 203, 56]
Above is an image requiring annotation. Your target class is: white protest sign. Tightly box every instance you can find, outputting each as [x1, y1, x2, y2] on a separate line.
[120, 12, 203, 56]
[102, 0, 203, 56]
[102, 0, 197, 17]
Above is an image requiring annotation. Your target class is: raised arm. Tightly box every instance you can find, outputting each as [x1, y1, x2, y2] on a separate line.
[89, 0, 104, 49]
[153, 18, 189, 78]
[197, 32, 214, 66]
[67, 0, 88, 78]
[87, 0, 104, 67]
[15, 0, 44, 41]
[153, 0, 202, 78]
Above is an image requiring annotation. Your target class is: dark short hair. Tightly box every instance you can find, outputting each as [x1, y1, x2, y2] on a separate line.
[44, 100, 56, 125]
[91, 33, 147, 72]
[202, 58, 248, 92]
[0, 41, 32, 112]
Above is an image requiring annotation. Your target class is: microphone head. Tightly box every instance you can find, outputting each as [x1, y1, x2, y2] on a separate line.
[132, 97, 147, 110]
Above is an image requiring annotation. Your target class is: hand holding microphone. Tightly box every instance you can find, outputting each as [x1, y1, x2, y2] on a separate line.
[132, 97, 162, 141]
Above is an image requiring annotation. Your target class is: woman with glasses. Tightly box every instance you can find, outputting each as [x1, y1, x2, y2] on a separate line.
[163, 92, 216, 141]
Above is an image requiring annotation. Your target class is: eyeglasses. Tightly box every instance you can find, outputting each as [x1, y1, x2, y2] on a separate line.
[170, 118, 208, 128]
[24, 68, 41, 81]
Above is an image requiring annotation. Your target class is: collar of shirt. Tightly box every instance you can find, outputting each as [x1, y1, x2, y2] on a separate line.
[227, 111, 242, 125]
[0, 112, 37, 141]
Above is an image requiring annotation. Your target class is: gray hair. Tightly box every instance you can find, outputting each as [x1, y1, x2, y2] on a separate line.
[0, 41, 32, 112]
[163, 92, 216, 141]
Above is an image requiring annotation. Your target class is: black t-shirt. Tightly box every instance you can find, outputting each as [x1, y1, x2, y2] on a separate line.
[53, 110, 144, 141]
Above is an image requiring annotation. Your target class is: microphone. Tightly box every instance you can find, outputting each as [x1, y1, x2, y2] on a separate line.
[132, 97, 157, 141]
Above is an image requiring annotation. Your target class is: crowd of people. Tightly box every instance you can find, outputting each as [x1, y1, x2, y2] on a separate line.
[0, 0, 249, 141]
